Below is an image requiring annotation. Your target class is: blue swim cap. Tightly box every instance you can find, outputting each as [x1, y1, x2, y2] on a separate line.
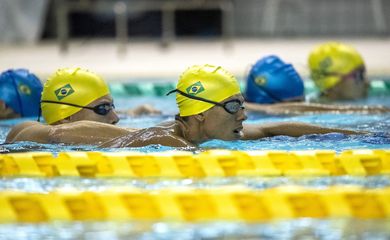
[0, 69, 43, 117]
[245, 55, 304, 103]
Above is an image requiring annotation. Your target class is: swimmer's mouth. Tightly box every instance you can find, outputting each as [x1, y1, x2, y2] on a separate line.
[233, 127, 243, 134]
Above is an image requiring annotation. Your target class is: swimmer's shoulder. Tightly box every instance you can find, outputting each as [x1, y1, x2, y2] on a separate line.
[5, 121, 51, 143]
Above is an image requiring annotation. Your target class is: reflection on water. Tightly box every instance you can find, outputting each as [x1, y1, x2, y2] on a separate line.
[1, 176, 389, 192]
[1, 96, 390, 153]
[1, 96, 390, 239]
[1, 131, 390, 153]
[1, 176, 390, 239]
[0, 218, 389, 240]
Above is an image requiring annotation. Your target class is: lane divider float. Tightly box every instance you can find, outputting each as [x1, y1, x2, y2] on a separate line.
[0, 185, 389, 222]
[1, 149, 390, 177]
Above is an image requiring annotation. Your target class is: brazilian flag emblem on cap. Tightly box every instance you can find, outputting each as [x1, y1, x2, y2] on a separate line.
[18, 84, 31, 95]
[319, 57, 332, 70]
[186, 81, 205, 95]
[55, 84, 75, 100]
[254, 76, 267, 86]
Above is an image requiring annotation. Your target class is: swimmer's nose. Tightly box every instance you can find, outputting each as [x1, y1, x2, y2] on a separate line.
[237, 107, 247, 121]
[111, 110, 120, 124]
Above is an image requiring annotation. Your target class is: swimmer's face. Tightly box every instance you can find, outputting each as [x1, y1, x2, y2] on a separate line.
[201, 94, 247, 141]
[326, 67, 369, 100]
[68, 95, 119, 124]
[0, 100, 20, 119]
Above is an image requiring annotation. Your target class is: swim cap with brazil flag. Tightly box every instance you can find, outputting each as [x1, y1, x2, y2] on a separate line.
[41, 68, 110, 124]
[308, 42, 364, 92]
[176, 64, 241, 117]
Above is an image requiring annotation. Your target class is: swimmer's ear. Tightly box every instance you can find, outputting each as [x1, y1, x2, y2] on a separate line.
[194, 113, 205, 122]
[57, 117, 72, 124]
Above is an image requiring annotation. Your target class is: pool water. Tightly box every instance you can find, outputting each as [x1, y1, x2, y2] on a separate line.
[0, 219, 389, 240]
[1, 95, 390, 153]
[1, 94, 390, 239]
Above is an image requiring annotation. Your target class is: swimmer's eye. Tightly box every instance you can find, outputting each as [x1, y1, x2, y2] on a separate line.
[223, 99, 245, 114]
[92, 103, 115, 115]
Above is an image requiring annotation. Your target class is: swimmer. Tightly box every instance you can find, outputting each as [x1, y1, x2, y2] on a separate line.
[244, 55, 390, 115]
[101, 64, 361, 148]
[308, 41, 368, 100]
[0, 69, 43, 119]
[6, 68, 134, 144]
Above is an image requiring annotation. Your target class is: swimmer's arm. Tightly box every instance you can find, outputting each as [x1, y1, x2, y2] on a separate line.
[5, 121, 52, 143]
[48, 120, 135, 145]
[100, 127, 194, 148]
[117, 104, 162, 116]
[5, 120, 134, 145]
[245, 102, 390, 115]
[244, 102, 334, 114]
[242, 122, 361, 140]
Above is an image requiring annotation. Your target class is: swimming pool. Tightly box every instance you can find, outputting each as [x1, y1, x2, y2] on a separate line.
[1, 94, 390, 153]
[1, 82, 390, 239]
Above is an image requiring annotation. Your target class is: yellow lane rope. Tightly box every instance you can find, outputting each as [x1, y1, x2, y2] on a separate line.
[0, 185, 389, 222]
[1, 149, 389, 177]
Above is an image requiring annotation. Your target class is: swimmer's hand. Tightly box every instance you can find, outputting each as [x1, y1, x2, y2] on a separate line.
[124, 104, 162, 116]
[99, 127, 194, 148]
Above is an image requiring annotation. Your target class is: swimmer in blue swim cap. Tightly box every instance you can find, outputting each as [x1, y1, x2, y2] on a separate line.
[0, 69, 43, 119]
[244, 55, 390, 115]
[245, 55, 305, 104]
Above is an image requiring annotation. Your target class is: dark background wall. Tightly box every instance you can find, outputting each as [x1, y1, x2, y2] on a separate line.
[41, 0, 390, 40]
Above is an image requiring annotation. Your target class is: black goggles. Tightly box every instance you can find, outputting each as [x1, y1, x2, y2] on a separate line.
[40, 100, 115, 115]
[342, 67, 366, 83]
[313, 66, 366, 83]
[166, 89, 244, 114]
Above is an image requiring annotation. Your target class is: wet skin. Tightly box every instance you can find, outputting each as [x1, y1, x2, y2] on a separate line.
[322, 67, 369, 101]
[0, 100, 20, 119]
[99, 93, 362, 148]
[99, 94, 247, 148]
[5, 95, 129, 145]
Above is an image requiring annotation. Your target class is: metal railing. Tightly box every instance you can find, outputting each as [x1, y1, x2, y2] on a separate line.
[55, 0, 234, 53]
[55, 0, 389, 53]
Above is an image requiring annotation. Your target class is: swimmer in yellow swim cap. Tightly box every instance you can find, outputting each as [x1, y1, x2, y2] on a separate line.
[100, 64, 362, 148]
[41, 67, 118, 124]
[308, 42, 368, 100]
[172, 64, 246, 141]
[244, 55, 390, 115]
[6, 68, 135, 145]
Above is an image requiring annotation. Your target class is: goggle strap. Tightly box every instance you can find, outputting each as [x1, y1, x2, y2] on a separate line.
[166, 89, 224, 107]
[40, 100, 95, 111]
[37, 107, 41, 122]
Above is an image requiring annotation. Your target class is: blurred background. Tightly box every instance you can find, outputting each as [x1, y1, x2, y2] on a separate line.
[0, 0, 389, 81]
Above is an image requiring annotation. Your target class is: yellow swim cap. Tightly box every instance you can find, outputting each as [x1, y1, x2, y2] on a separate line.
[175, 64, 241, 117]
[41, 68, 110, 124]
[308, 42, 364, 91]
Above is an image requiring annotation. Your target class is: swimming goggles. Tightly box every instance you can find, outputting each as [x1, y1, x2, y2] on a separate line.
[313, 66, 366, 83]
[40, 100, 115, 115]
[340, 67, 366, 83]
[166, 89, 244, 114]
